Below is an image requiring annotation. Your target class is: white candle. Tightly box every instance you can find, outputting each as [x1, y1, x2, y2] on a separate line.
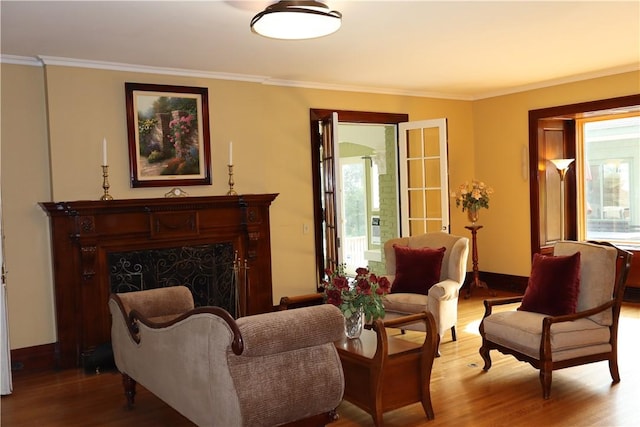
[229, 141, 233, 165]
[102, 137, 108, 165]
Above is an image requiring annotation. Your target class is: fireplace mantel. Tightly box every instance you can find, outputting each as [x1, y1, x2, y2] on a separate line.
[40, 194, 277, 368]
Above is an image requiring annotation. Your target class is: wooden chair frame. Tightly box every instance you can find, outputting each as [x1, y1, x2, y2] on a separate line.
[479, 241, 633, 399]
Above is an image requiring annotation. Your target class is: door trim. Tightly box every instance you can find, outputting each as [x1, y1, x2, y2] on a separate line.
[310, 109, 408, 285]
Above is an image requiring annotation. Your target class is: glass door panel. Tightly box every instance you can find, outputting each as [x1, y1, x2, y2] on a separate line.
[423, 127, 441, 157]
[409, 220, 426, 235]
[399, 119, 449, 236]
[424, 159, 441, 187]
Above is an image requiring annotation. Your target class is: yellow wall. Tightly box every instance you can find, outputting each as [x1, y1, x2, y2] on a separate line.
[473, 71, 640, 276]
[1, 64, 56, 349]
[1, 62, 638, 350]
[2, 63, 475, 349]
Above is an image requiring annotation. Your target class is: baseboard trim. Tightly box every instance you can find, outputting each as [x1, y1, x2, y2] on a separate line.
[468, 271, 640, 303]
[10, 343, 57, 372]
[464, 271, 528, 295]
[624, 287, 640, 302]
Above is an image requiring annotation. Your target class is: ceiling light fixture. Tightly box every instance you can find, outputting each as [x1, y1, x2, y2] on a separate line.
[250, 1, 342, 40]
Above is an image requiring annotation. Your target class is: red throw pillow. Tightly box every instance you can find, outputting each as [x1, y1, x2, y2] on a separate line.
[518, 252, 581, 316]
[390, 245, 446, 295]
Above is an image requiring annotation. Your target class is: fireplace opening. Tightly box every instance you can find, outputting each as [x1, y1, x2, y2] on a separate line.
[108, 242, 238, 317]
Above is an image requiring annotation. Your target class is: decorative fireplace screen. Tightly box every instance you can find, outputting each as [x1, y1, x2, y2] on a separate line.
[108, 243, 239, 317]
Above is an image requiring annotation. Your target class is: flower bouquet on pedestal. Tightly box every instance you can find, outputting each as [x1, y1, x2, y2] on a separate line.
[451, 180, 494, 225]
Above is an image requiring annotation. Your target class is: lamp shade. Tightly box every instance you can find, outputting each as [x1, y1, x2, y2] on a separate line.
[251, 1, 342, 40]
[549, 158, 575, 172]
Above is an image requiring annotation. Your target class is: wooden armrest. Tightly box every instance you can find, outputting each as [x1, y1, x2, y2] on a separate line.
[278, 293, 324, 310]
[372, 311, 439, 361]
[483, 296, 523, 317]
[543, 299, 614, 326]
[484, 296, 524, 307]
[376, 312, 431, 330]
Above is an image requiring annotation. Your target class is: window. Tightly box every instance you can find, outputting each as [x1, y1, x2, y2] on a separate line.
[528, 94, 640, 256]
[578, 115, 640, 244]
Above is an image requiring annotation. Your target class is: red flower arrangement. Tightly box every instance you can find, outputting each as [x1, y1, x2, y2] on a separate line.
[322, 264, 391, 322]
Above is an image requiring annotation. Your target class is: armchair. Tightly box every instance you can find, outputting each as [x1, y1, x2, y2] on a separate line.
[109, 286, 345, 426]
[382, 232, 469, 343]
[479, 241, 632, 399]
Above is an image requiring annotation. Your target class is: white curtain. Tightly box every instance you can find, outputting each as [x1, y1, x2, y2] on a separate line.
[1, 168, 13, 395]
[0, 279, 11, 395]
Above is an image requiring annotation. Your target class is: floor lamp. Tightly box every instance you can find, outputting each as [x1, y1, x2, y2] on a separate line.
[550, 158, 575, 241]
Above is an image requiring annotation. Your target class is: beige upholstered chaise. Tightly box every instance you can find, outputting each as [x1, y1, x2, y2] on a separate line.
[109, 286, 345, 427]
[382, 232, 469, 344]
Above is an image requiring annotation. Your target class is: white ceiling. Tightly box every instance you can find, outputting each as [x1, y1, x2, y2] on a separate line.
[1, 1, 639, 100]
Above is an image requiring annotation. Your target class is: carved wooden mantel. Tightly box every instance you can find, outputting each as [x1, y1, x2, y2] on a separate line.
[40, 194, 278, 369]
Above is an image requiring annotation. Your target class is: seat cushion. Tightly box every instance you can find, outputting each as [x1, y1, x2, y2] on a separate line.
[383, 292, 429, 313]
[482, 310, 611, 361]
[518, 252, 581, 316]
[390, 245, 445, 295]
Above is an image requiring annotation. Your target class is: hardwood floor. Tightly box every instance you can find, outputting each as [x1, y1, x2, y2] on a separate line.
[2, 291, 639, 426]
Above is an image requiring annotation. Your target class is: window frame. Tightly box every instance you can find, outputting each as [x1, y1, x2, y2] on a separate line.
[528, 94, 640, 256]
[576, 113, 640, 244]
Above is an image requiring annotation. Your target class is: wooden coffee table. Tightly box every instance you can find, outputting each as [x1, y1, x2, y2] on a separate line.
[334, 312, 439, 427]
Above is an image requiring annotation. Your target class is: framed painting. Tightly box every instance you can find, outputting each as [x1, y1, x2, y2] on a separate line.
[125, 83, 211, 188]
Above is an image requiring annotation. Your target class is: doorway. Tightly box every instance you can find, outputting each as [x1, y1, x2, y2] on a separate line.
[310, 110, 408, 283]
[338, 123, 395, 275]
[309, 109, 450, 285]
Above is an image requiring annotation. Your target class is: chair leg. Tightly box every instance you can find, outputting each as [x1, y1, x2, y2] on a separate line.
[609, 355, 621, 383]
[479, 344, 492, 371]
[122, 373, 137, 409]
[539, 366, 552, 399]
[451, 325, 457, 341]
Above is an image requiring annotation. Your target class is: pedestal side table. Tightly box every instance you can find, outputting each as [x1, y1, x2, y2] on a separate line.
[464, 225, 494, 298]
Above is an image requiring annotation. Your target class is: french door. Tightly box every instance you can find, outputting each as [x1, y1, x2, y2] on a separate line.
[310, 110, 449, 284]
[398, 119, 450, 236]
[318, 113, 342, 275]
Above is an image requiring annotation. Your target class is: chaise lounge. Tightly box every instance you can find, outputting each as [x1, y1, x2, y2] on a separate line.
[109, 286, 346, 426]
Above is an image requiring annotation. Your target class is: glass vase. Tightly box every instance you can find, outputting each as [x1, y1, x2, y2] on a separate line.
[344, 307, 365, 339]
[467, 208, 479, 225]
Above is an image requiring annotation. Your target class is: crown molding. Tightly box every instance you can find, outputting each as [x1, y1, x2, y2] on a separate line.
[36, 56, 266, 84]
[261, 77, 473, 101]
[28, 55, 473, 100]
[2, 55, 638, 101]
[473, 64, 640, 100]
[0, 55, 43, 67]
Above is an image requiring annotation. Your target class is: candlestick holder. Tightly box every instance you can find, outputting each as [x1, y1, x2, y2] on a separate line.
[227, 164, 237, 196]
[100, 165, 114, 201]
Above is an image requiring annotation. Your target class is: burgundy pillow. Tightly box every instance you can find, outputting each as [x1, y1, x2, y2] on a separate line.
[518, 252, 581, 316]
[390, 245, 446, 295]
